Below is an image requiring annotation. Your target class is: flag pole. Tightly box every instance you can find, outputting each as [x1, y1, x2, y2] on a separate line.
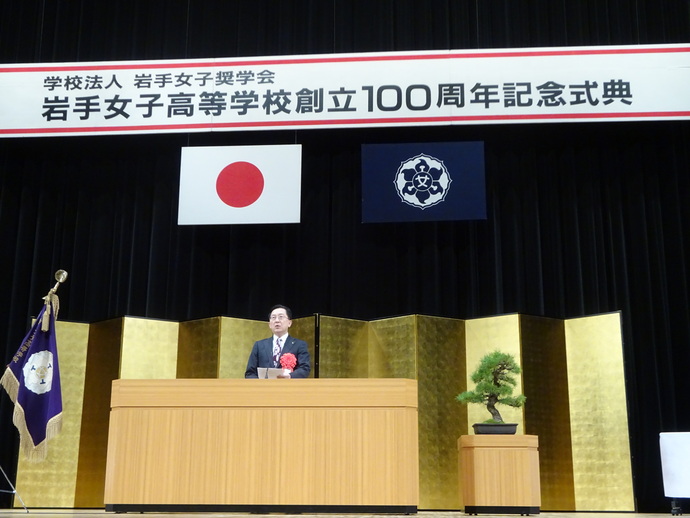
[0, 269, 69, 512]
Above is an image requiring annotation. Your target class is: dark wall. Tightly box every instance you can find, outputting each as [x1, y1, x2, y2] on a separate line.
[2, 0, 690, 511]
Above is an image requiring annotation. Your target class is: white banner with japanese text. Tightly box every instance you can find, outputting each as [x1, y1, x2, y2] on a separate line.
[1, 43, 689, 138]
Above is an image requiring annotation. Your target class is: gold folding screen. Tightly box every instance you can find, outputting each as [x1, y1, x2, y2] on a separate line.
[415, 316, 466, 509]
[563, 314, 634, 511]
[318, 315, 369, 377]
[13, 312, 633, 512]
[520, 315, 576, 510]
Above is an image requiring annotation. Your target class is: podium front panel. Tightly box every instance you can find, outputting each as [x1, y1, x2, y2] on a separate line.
[104, 378, 418, 512]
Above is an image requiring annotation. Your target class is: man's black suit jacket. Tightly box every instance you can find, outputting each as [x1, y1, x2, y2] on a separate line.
[244, 335, 311, 378]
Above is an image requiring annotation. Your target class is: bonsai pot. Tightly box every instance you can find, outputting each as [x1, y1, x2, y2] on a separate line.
[472, 422, 518, 435]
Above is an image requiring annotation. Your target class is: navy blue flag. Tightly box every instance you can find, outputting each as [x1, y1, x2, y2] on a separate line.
[0, 296, 63, 461]
[362, 142, 486, 223]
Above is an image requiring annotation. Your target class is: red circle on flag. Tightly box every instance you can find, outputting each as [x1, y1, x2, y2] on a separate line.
[215, 161, 265, 208]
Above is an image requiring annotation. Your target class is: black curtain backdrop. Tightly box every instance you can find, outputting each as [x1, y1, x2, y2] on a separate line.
[2, 0, 690, 511]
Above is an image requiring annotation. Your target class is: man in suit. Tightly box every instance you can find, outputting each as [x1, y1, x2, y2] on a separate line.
[244, 304, 311, 378]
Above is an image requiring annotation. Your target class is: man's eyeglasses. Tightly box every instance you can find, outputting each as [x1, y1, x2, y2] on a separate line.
[269, 315, 289, 321]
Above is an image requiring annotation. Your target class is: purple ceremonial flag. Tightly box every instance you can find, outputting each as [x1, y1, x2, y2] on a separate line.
[1, 301, 63, 461]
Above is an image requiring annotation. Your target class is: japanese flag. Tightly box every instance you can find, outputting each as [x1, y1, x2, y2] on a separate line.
[178, 144, 302, 225]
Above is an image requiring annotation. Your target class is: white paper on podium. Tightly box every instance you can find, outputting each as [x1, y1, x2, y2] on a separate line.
[257, 367, 287, 379]
[660, 432, 690, 497]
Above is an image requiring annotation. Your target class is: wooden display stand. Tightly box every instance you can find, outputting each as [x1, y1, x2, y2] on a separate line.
[104, 378, 418, 513]
[458, 434, 540, 515]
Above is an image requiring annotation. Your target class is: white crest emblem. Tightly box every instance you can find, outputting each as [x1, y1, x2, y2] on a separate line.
[394, 153, 452, 209]
[22, 350, 54, 395]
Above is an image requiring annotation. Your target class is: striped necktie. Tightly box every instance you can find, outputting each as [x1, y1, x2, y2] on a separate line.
[273, 338, 281, 367]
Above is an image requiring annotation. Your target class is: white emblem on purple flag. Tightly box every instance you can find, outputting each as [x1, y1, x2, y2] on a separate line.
[22, 351, 55, 395]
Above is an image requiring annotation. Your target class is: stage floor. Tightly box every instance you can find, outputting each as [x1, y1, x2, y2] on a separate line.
[0, 511, 674, 518]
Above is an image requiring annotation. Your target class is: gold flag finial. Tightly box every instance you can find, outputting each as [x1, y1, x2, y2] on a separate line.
[42, 270, 68, 331]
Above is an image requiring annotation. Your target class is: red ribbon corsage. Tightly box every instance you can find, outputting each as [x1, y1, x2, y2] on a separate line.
[280, 352, 297, 371]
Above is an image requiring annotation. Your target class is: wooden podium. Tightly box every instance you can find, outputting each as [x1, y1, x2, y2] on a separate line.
[458, 434, 540, 515]
[104, 378, 418, 513]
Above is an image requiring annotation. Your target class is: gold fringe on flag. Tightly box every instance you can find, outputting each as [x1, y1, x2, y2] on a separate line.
[0, 368, 62, 462]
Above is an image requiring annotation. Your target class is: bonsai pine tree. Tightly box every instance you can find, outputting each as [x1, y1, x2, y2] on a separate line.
[456, 350, 526, 423]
